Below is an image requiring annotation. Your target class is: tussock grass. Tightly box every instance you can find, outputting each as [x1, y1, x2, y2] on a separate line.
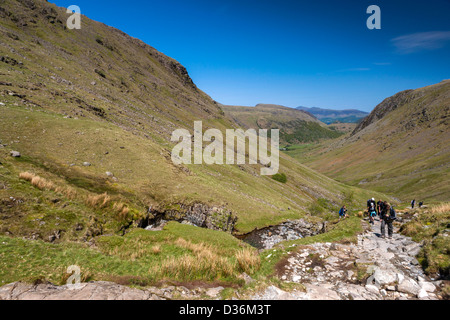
[19, 172, 55, 190]
[236, 248, 261, 274]
[55, 186, 78, 200]
[151, 245, 161, 255]
[431, 203, 450, 215]
[85, 192, 111, 208]
[113, 202, 129, 220]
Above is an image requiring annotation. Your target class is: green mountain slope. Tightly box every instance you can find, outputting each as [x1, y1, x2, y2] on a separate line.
[0, 0, 383, 238]
[222, 104, 343, 145]
[293, 80, 450, 202]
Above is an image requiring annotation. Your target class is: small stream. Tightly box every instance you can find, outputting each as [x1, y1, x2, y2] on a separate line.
[236, 219, 327, 250]
[139, 206, 327, 250]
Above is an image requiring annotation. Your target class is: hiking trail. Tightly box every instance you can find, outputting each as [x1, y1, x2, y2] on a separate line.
[252, 216, 444, 300]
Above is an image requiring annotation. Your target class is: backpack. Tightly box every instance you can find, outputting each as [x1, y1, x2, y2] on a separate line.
[389, 207, 396, 220]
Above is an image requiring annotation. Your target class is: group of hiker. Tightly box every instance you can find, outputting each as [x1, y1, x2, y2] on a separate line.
[410, 199, 424, 209]
[366, 198, 397, 239]
[338, 198, 397, 240]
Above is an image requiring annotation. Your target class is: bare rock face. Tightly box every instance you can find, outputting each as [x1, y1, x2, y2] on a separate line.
[352, 89, 413, 135]
[0, 281, 158, 300]
[141, 203, 238, 233]
[0, 281, 228, 300]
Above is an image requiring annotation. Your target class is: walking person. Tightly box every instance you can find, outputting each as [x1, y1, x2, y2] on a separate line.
[381, 203, 396, 239]
[411, 199, 416, 209]
[339, 205, 348, 220]
[377, 199, 384, 220]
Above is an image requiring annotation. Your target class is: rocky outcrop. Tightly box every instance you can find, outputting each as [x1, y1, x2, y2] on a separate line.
[352, 89, 413, 135]
[140, 203, 238, 233]
[0, 281, 226, 300]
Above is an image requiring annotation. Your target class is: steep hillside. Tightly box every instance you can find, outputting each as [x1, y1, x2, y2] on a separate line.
[222, 104, 343, 145]
[296, 106, 369, 124]
[0, 0, 390, 287]
[0, 0, 382, 240]
[295, 80, 450, 202]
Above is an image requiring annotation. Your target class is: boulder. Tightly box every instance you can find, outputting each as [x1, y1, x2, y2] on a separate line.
[370, 267, 398, 287]
[205, 287, 224, 298]
[10, 151, 21, 157]
[419, 281, 436, 293]
[417, 288, 428, 299]
[397, 277, 421, 295]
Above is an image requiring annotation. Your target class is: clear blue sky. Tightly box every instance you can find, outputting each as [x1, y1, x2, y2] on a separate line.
[52, 0, 450, 112]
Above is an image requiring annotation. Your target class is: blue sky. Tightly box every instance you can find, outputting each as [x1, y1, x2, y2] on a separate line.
[52, 0, 450, 112]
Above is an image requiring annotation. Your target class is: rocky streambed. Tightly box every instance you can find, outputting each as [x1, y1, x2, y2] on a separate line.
[237, 219, 327, 249]
[140, 203, 327, 251]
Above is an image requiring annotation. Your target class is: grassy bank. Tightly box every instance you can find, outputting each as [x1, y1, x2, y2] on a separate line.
[400, 203, 450, 280]
[0, 222, 260, 287]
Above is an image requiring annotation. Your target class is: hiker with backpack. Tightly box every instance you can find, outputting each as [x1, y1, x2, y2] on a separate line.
[377, 200, 384, 220]
[381, 202, 396, 239]
[367, 198, 376, 211]
[339, 205, 348, 220]
[369, 205, 377, 225]
[366, 198, 376, 224]
[411, 199, 416, 209]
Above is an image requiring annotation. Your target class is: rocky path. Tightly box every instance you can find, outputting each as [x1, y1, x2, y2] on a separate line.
[253, 217, 445, 300]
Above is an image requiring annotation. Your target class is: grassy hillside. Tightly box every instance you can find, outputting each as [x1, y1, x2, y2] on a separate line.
[222, 104, 343, 145]
[288, 80, 450, 202]
[0, 0, 387, 286]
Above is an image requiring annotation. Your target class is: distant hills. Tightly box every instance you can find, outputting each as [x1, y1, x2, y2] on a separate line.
[296, 106, 369, 124]
[221, 104, 343, 145]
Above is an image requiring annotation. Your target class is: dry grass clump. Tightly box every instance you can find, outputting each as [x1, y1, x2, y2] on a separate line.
[113, 202, 129, 219]
[54, 186, 78, 200]
[150, 254, 234, 280]
[151, 245, 161, 255]
[431, 203, 450, 215]
[85, 192, 111, 208]
[20, 172, 77, 199]
[19, 172, 55, 190]
[236, 248, 261, 274]
[147, 238, 261, 281]
[19, 172, 35, 181]
[148, 238, 238, 280]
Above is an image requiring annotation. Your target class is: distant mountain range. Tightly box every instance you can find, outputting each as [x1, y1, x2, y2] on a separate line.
[221, 104, 343, 145]
[296, 106, 369, 124]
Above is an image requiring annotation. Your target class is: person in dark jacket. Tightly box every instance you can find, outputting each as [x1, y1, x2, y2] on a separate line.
[339, 205, 348, 220]
[377, 200, 384, 219]
[411, 199, 416, 209]
[381, 203, 396, 239]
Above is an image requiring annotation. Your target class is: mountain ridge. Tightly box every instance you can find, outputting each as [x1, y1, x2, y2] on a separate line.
[296, 106, 369, 124]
